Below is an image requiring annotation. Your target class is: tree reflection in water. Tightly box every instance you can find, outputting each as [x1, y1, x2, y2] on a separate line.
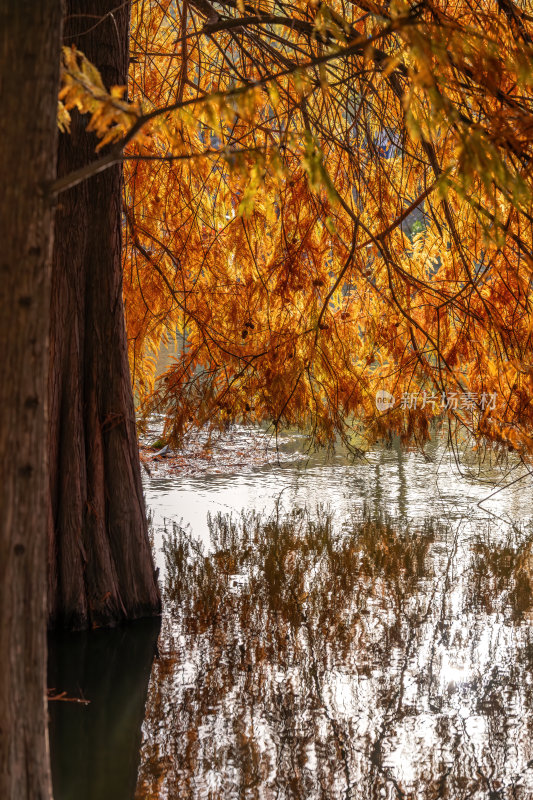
[48, 618, 160, 800]
[136, 509, 533, 799]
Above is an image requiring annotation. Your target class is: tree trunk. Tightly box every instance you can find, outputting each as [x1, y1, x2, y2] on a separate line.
[0, 2, 62, 798]
[48, 0, 161, 630]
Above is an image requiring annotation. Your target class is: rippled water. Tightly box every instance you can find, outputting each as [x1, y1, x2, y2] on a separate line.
[49, 427, 533, 800]
[145, 426, 533, 554]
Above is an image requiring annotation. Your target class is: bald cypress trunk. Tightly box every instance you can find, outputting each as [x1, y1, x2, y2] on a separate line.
[0, 2, 62, 797]
[48, 0, 161, 630]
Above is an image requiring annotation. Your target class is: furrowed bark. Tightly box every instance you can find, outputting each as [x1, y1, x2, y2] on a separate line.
[48, 0, 161, 630]
[0, 1, 63, 797]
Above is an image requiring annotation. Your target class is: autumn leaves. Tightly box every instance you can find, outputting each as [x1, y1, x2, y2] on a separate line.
[59, 0, 533, 456]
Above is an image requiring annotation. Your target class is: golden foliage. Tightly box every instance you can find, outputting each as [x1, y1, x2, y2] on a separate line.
[59, 45, 138, 147]
[59, 0, 533, 456]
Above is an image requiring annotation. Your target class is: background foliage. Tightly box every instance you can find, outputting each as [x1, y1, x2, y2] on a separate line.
[60, 0, 533, 456]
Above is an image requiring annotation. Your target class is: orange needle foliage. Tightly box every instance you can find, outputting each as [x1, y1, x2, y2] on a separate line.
[60, 0, 533, 456]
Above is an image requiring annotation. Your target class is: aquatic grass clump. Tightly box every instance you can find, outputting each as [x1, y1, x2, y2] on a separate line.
[161, 505, 439, 634]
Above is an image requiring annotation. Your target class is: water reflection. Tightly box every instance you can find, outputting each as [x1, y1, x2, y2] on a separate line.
[48, 428, 533, 798]
[144, 427, 533, 557]
[48, 619, 160, 800]
[136, 510, 533, 799]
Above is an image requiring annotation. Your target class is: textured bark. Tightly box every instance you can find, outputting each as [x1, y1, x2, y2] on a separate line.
[0, 2, 62, 798]
[48, 0, 161, 630]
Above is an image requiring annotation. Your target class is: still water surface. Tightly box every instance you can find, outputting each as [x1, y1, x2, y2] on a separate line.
[49, 428, 533, 799]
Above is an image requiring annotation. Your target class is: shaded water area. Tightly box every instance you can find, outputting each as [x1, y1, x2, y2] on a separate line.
[48, 619, 160, 800]
[49, 427, 533, 799]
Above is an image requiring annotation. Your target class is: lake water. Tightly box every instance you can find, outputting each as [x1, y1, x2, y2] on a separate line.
[49, 427, 533, 799]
